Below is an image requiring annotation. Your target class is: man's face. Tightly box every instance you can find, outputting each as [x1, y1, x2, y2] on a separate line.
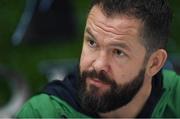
[79, 6, 147, 113]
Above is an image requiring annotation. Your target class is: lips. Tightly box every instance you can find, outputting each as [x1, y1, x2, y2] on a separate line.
[86, 77, 110, 88]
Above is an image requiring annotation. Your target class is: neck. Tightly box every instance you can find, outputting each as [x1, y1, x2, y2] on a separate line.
[99, 77, 152, 118]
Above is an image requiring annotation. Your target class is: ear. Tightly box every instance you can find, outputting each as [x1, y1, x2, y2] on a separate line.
[146, 49, 167, 77]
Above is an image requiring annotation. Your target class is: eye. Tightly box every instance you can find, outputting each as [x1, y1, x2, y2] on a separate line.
[87, 39, 97, 48]
[113, 49, 125, 57]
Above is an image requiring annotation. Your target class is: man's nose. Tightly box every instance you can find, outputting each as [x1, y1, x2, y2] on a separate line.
[92, 52, 110, 73]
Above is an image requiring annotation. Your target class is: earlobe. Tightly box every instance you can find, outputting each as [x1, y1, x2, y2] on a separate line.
[146, 49, 167, 77]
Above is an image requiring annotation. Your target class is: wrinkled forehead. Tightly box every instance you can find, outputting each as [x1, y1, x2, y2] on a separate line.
[86, 5, 144, 39]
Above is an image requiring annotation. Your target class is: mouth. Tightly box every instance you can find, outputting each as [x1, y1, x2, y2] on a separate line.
[86, 77, 110, 88]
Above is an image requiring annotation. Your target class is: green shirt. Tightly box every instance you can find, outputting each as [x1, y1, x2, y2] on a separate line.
[152, 70, 180, 117]
[16, 94, 90, 118]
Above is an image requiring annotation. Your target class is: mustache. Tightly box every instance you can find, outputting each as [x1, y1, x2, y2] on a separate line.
[81, 70, 115, 85]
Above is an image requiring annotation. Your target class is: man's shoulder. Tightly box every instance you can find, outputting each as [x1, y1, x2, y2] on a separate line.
[162, 69, 179, 78]
[42, 68, 82, 113]
[162, 69, 180, 102]
[162, 69, 180, 88]
[16, 94, 89, 118]
[16, 94, 61, 117]
[152, 69, 180, 117]
[16, 67, 90, 118]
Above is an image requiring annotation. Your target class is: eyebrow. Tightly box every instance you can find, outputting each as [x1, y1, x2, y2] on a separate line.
[85, 28, 96, 41]
[110, 42, 131, 51]
[85, 27, 131, 51]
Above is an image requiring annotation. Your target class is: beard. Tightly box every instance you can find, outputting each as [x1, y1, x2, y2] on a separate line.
[78, 69, 145, 114]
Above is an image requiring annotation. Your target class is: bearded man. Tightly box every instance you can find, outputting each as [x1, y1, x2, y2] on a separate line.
[16, 0, 180, 118]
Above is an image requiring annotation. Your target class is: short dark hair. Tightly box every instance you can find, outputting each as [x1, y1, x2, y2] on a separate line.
[90, 0, 172, 54]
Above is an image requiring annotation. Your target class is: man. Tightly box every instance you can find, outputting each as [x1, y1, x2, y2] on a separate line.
[16, 0, 180, 118]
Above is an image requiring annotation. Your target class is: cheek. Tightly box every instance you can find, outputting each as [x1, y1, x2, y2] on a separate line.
[114, 71, 136, 85]
[80, 47, 93, 73]
[111, 63, 141, 85]
[80, 49, 86, 73]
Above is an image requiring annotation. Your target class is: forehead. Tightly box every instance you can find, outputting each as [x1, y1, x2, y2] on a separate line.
[86, 6, 143, 39]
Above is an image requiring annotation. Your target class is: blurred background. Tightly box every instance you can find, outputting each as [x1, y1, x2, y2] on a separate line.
[0, 0, 179, 117]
